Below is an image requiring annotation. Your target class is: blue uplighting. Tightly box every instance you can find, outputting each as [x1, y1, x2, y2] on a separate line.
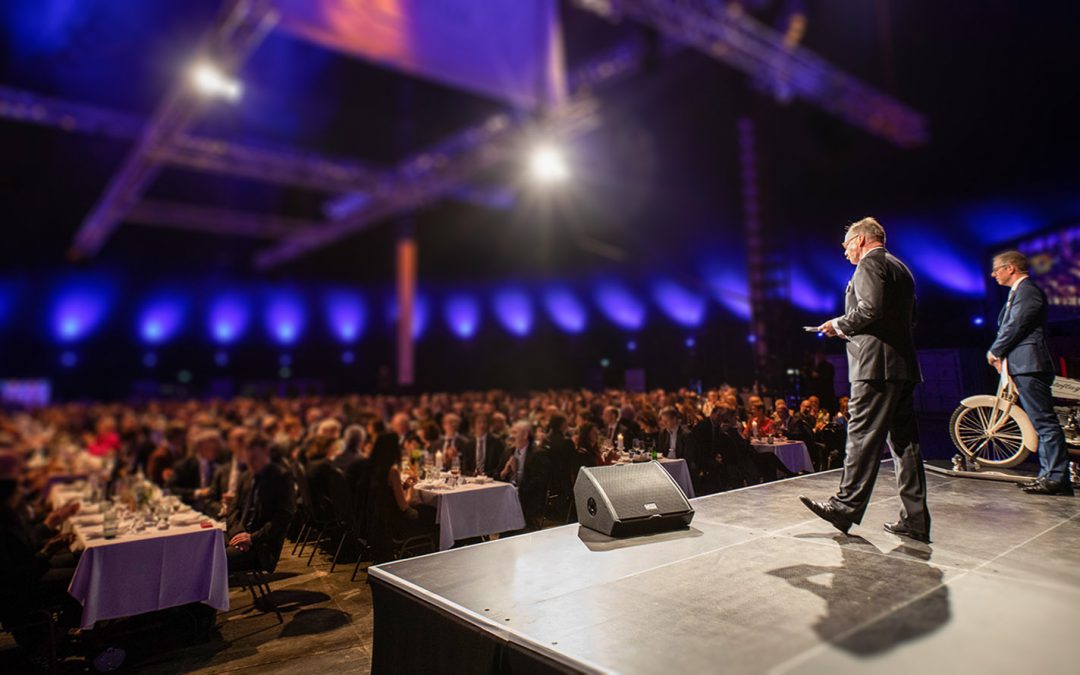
[963, 202, 1041, 245]
[595, 282, 645, 330]
[208, 294, 250, 344]
[492, 288, 533, 336]
[387, 296, 429, 339]
[701, 263, 752, 320]
[265, 292, 306, 345]
[542, 287, 587, 334]
[891, 223, 984, 296]
[973, 316, 985, 326]
[685, 336, 696, 349]
[444, 294, 481, 339]
[789, 265, 838, 313]
[138, 297, 185, 344]
[52, 283, 111, 342]
[651, 279, 706, 327]
[324, 290, 366, 343]
[627, 340, 637, 352]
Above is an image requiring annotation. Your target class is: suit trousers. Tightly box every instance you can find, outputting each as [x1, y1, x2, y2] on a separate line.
[1013, 372, 1069, 482]
[830, 379, 930, 533]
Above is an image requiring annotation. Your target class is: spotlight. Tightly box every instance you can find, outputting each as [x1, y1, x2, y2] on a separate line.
[190, 62, 242, 101]
[627, 340, 637, 352]
[685, 337, 696, 349]
[972, 316, 985, 327]
[529, 144, 569, 183]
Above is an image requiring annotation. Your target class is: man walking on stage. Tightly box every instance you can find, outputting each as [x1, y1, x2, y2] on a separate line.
[988, 250, 1072, 496]
[799, 217, 931, 542]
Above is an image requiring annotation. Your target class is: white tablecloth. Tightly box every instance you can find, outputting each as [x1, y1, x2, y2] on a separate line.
[65, 509, 229, 628]
[658, 458, 695, 498]
[413, 481, 525, 551]
[752, 440, 814, 474]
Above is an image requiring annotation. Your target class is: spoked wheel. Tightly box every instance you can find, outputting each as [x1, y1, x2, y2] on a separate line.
[949, 403, 1032, 468]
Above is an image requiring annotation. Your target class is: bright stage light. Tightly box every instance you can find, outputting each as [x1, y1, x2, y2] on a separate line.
[190, 62, 242, 101]
[529, 145, 569, 183]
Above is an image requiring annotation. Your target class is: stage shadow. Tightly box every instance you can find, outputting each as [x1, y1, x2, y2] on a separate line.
[576, 525, 703, 552]
[767, 535, 950, 657]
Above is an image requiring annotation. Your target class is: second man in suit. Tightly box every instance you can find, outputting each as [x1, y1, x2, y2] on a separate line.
[988, 250, 1071, 496]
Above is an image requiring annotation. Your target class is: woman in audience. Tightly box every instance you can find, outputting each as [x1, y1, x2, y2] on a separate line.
[367, 433, 435, 563]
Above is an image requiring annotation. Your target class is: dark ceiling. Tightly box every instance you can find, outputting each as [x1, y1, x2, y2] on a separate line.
[1, 0, 1078, 291]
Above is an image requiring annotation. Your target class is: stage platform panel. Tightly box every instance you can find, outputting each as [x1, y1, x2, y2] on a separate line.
[370, 463, 1080, 674]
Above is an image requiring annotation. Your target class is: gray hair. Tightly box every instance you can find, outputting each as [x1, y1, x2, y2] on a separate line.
[845, 217, 886, 244]
[342, 424, 367, 455]
[993, 250, 1029, 273]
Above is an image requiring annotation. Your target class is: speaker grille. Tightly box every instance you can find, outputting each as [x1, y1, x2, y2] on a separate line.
[589, 462, 689, 520]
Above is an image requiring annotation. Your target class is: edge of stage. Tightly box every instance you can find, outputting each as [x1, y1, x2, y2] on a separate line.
[369, 462, 1080, 674]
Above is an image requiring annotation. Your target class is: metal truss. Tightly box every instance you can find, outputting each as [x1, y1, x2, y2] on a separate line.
[254, 40, 648, 268]
[574, 0, 927, 147]
[68, 0, 280, 258]
[126, 200, 322, 239]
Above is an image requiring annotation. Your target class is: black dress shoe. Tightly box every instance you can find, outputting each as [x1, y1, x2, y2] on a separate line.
[1021, 477, 1075, 496]
[883, 520, 931, 543]
[798, 495, 851, 534]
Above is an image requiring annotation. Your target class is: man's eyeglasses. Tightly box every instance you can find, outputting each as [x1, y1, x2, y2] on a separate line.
[990, 264, 1010, 274]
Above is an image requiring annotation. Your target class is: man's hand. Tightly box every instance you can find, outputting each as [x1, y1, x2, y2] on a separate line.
[229, 532, 253, 551]
[816, 321, 838, 337]
[45, 501, 80, 529]
[987, 352, 1003, 373]
[195, 487, 211, 499]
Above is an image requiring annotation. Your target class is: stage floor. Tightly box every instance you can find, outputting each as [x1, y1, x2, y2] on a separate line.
[371, 462, 1080, 674]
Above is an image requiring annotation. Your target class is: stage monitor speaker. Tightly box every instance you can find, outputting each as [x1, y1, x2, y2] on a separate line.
[574, 461, 694, 537]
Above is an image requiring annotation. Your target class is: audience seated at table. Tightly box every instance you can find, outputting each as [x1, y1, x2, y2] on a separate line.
[367, 433, 436, 563]
[656, 406, 694, 465]
[463, 413, 504, 478]
[499, 421, 551, 529]
[225, 434, 296, 574]
[0, 452, 81, 654]
[166, 429, 225, 513]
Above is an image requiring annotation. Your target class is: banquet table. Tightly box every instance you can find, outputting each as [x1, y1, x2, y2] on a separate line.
[412, 479, 526, 551]
[60, 493, 229, 629]
[658, 457, 695, 498]
[751, 440, 814, 474]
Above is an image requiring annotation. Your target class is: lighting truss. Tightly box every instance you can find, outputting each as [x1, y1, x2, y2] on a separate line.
[68, 0, 280, 258]
[573, 0, 927, 147]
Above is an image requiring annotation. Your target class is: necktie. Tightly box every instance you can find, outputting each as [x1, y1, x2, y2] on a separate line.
[478, 436, 486, 468]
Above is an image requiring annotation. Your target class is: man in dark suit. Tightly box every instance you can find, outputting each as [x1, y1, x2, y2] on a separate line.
[656, 407, 693, 465]
[226, 434, 297, 573]
[167, 430, 224, 512]
[499, 421, 550, 529]
[988, 250, 1071, 496]
[802, 217, 930, 542]
[435, 413, 469, 469]
[463, 414, 505, 478]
